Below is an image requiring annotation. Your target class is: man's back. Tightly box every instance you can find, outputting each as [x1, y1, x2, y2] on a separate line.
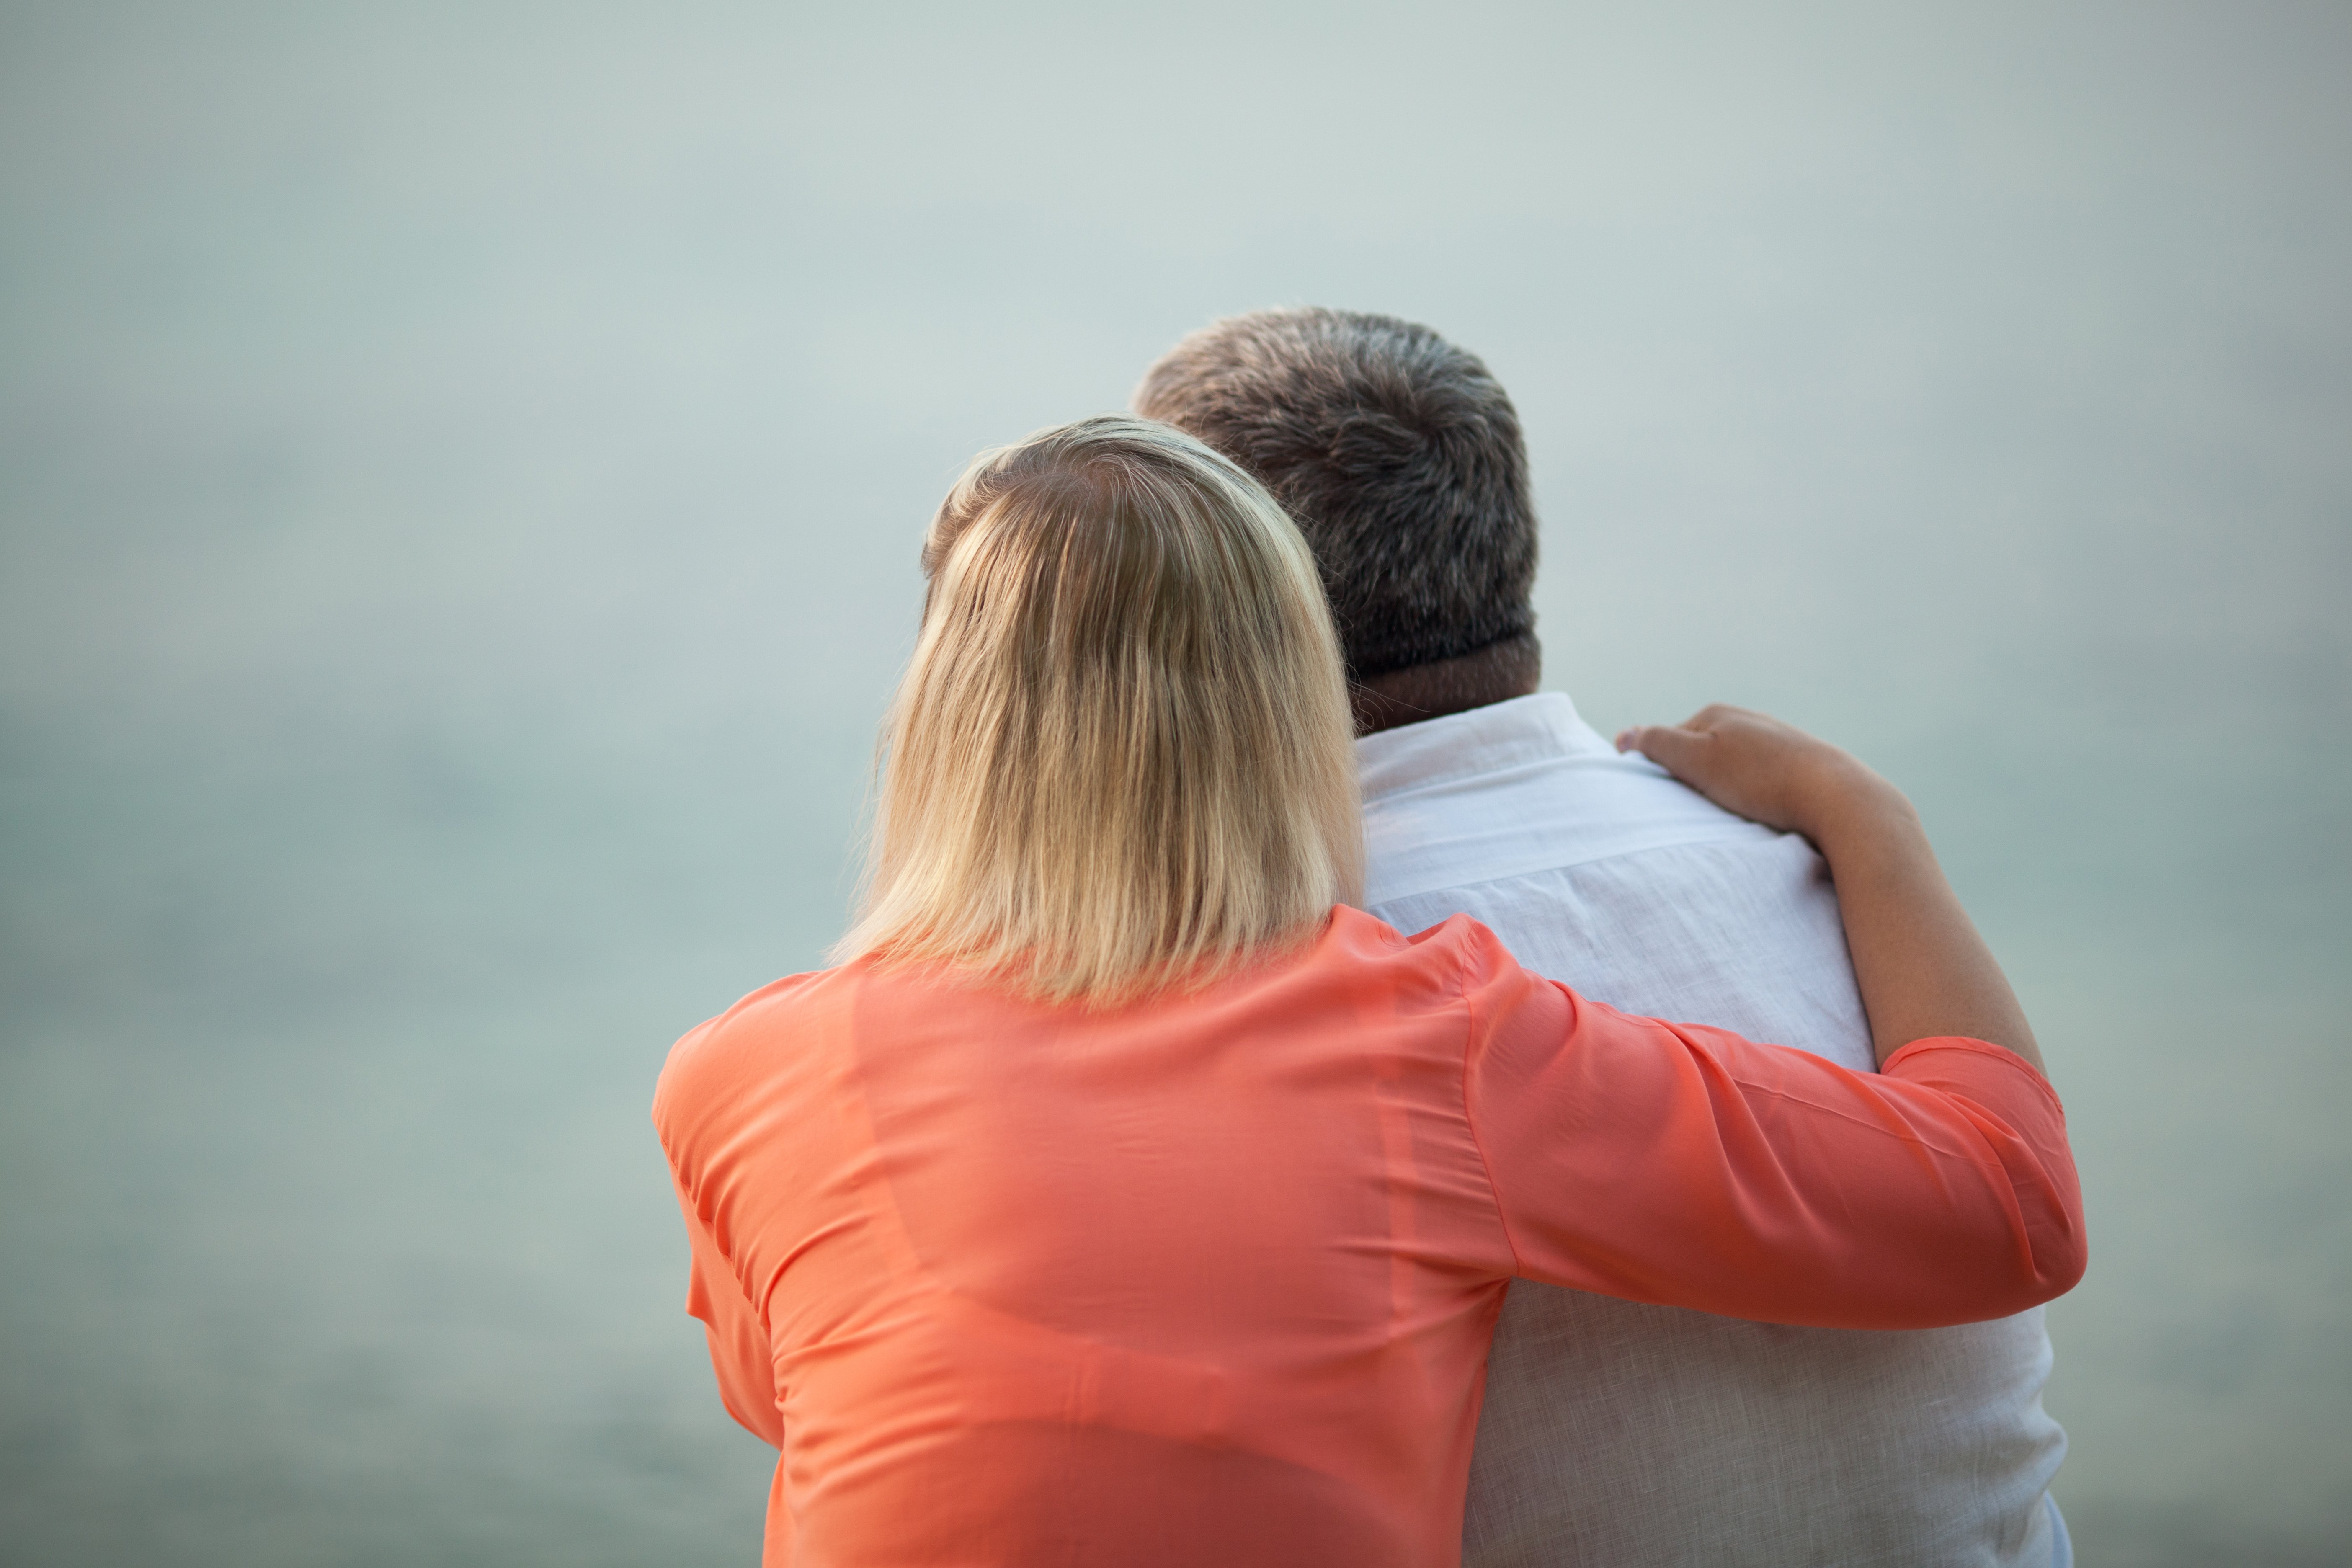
[1362, 693, 2066, 1568]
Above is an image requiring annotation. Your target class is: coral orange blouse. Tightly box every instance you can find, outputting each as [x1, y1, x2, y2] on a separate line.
[653, 909, 2084, 1568]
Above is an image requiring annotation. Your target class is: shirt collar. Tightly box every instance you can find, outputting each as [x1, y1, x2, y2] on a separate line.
[1354, 692, 1614, 804]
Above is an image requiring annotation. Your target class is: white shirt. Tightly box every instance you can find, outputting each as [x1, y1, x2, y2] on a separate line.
[1360, 693, 2066, 1568]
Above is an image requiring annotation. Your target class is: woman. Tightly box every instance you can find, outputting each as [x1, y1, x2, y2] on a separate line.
[653, 416, 2083, 1568]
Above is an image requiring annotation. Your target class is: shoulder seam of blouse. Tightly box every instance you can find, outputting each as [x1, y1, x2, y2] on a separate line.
[1454, 934, 1526, 1279]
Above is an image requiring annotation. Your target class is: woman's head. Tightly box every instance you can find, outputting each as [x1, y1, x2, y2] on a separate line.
[836, 415, 1362, 1004]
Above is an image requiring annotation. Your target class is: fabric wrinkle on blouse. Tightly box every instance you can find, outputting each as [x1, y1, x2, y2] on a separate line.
[654, 907, 2084, 1568]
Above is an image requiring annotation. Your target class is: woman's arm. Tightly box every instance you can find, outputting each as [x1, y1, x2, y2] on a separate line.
[1461, 709, 2077, 1326]
[1616, 706, 2043, 1075]
[1457, 924, 2084, 1327]
[672, 1182, 787, 1449]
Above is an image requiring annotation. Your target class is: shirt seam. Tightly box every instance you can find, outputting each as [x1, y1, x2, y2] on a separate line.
[1455, 937, 1527, 1279]
[1360, 749, 1628, 807]
[1367, 829, 1808, 912]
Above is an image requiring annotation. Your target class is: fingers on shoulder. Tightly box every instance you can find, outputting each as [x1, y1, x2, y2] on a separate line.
[1686, 702, 1770, 732]
[1627, 722, 1712, 775]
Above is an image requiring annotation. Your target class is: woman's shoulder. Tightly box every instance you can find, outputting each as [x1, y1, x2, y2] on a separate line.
[1274, 905, 1533, 1021]
[1323, 903, 1516, 974]
[652, 965, 861, 1130]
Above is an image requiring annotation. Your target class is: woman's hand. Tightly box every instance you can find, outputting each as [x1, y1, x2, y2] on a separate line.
[1613, 704, 1909, 846]
[1617, 705, 2044, 1075]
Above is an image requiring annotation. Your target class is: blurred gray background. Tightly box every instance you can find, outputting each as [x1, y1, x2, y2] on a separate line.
[3, 3, 2346, 1565]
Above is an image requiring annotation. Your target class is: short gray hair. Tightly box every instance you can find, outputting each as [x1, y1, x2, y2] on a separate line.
[1132, 308, 1537, 681]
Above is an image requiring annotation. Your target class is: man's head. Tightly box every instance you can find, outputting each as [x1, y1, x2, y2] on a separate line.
[1133, 307, 1539, 732]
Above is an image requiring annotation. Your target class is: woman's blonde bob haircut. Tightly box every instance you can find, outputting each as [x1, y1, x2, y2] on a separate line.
[833, 415, 1364, 1004]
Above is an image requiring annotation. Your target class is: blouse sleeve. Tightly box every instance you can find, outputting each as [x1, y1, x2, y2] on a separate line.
[672, 1182, 787, 1448]
[1452, 918, 2086, 1329]
[655, 1015, 787, 1448]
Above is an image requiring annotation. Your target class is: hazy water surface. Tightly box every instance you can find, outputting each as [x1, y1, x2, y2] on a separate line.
[3, 5, 2348, 1565]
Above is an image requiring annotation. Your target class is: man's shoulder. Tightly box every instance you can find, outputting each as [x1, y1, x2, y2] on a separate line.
[1358, 693, 1776, 908]
[1354, 694, 1871, 1068]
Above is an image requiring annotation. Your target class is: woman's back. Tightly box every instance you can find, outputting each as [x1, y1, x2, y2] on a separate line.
[659, 909, 1508, 1566]
[656, 908, 2080, 1568]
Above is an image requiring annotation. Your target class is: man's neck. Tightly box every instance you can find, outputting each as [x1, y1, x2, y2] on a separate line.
[1350, 634, 1543, 736]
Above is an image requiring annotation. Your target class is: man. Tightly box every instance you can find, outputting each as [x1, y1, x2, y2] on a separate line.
[1134, 308, 2071, 1568]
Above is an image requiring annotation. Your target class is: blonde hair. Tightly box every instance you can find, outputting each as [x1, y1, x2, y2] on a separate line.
[833, 415, 1363, 1004]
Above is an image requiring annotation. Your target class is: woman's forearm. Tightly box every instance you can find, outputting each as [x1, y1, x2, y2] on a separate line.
[1618, 706, 2045, 1076]
[1800, 779, 2042, 1072]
